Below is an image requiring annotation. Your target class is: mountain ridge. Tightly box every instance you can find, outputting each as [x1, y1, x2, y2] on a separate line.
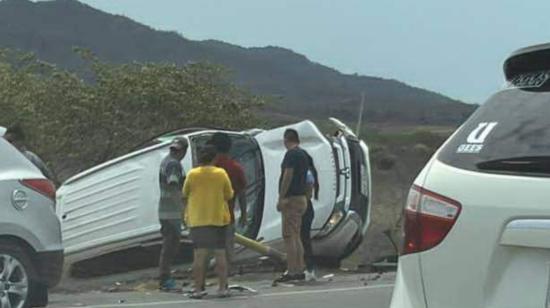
[0, 0, 476, 125]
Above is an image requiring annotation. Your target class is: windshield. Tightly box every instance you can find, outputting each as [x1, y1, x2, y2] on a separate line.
[438, 88, 550, 176]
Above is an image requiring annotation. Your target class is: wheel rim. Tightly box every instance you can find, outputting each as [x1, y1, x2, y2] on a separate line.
[0, 254, 29, 308]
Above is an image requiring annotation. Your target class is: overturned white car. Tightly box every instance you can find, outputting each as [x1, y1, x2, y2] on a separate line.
[56, 119, 371, 264]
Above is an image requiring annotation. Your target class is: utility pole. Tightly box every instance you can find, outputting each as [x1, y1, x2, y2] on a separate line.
[356, 91, 365, 138]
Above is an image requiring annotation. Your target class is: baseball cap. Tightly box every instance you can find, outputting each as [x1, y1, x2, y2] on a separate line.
[169, 138, 188, 151]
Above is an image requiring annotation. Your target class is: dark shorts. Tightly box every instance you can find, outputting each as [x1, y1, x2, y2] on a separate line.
[190, 226, 227, 250]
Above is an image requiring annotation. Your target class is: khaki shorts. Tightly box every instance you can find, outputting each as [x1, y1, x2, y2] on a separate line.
[281, 196, 307, 238]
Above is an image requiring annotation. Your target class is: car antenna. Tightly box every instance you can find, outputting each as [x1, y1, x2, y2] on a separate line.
[355, 91, 366, 138]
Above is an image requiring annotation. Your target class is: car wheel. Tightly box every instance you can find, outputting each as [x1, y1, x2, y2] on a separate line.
[0, 241, 38, 308]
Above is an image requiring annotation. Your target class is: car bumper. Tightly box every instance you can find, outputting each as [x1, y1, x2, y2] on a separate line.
[389, 254, 427, 308]
[36, 250, 64, 287]
[312, 211, 361, 258]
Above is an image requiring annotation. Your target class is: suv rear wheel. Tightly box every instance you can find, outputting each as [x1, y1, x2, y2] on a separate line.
[0, 240, 40, 308]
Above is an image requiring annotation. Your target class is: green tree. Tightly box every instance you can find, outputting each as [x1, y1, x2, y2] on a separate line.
[0, 48, 263, 180]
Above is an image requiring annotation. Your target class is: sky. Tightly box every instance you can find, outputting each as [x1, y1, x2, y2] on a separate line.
[78, 0, 550, 104]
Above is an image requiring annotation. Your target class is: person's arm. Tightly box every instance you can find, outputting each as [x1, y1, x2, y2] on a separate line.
[277, 151, 296, 211]
[222, 171, 234, 201]
[181, 172, 191, 225]
[279, 168, 294, 200]
[305, 170, 314, 200]
[307, 153, 320, 200]
[182, 172, 191, 200]
[236, 165, 248, 226]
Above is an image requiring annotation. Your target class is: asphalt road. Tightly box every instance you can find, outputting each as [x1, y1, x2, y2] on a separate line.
[50, 272, 395, 308]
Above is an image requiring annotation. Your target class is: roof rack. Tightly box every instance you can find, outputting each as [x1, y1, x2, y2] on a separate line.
[504, 43, 550, 81]
[129, 126, 238, 152]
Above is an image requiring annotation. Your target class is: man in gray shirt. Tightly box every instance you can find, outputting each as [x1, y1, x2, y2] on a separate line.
[158, 137, 188, 291]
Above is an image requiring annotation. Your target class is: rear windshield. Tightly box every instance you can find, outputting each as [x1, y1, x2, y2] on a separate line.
[438, 88, 550, 176]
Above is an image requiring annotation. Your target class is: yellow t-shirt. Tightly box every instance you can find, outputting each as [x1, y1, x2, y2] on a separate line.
[182, 166, 234, 227]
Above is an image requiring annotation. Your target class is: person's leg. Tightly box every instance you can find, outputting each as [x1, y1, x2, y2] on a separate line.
[192, 249, 208, 293]
[159, 220, 178, 286]
[289, 231, 301, 275]
[214, 249, 228, 292]
[225, 224, 235, 274]
[167, 220, 181, 272]
[291, 196, 307, 275]
[301, 201, 315, 272]
[282, 197, 302, 275]
[281, 203, 296, 275]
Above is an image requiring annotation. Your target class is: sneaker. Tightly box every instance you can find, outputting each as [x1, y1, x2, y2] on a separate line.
[274, 273, 295, 283]
[217, 289, 231, 298]
[305, 270, 317, 282]
[293, 273, 306, 281]
[159, 278, 178, 291]
[188, 288, 208, 299]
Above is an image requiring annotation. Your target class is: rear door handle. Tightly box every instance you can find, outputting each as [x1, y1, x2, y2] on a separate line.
[500, 219, 550, 249]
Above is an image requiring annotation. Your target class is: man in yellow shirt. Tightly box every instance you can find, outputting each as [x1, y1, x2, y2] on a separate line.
[183, 145, 234, 299]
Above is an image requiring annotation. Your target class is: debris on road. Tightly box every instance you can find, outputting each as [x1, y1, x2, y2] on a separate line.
[228, 284, 258, 294]
[235, 234, 287, 262]
[322, 273, 335, 281]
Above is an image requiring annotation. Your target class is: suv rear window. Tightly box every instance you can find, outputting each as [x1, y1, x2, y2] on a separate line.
[438, 88, 550, 176]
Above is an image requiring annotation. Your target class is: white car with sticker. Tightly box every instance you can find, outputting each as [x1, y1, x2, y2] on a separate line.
[391, 43, 550, 308]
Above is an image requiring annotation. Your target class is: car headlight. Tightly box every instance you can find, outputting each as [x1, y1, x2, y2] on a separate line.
[317, 210, 345, 237]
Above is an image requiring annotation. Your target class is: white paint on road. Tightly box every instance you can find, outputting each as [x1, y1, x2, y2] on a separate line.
[64, 284, 395, 308]
[261, 284, 395, 298]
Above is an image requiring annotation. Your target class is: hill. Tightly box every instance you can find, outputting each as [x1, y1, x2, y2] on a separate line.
[0, 0, 476, 125]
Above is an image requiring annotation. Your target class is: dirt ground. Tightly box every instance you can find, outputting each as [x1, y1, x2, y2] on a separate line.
[343, 128, 447, 268]
[54, 260, 394, 295]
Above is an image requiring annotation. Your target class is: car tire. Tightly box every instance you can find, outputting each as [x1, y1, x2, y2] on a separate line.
[340, 233, 364, 260]
[0, 240, 40, 308]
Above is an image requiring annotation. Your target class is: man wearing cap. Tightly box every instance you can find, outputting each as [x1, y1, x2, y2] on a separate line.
[158, 137, 188, 291]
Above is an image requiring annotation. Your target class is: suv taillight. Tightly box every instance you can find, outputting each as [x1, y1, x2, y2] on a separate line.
[21, 179, 56, 201]
[402, 185, 461, 255]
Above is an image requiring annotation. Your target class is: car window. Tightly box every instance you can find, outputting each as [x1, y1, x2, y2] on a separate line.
[0, 138, 36, 172]
[438, 88, 550, 176]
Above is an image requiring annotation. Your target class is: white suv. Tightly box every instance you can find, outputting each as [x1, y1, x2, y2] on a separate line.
[0, 130, 63, 307]
[391, 43, 550, 308]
